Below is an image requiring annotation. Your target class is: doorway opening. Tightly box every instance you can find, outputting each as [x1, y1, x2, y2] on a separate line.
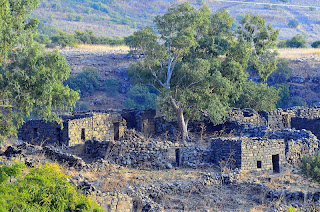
[81, 128, 86, 141]
[272, 154, 280, 173]
[175, 149, 181, 167]
[114, 122, 120, 140]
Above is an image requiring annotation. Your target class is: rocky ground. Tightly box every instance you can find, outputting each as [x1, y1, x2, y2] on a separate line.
[1, 136, 320, 212]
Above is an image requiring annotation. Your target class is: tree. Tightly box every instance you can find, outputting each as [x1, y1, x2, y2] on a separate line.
[128, 3, 279, 140]
[0, 0, 80, 142]
[0, 0, 40, 64]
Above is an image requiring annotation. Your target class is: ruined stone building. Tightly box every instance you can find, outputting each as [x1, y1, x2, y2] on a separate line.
[211, 137, 286, 172]
[18, 111, 125, 146]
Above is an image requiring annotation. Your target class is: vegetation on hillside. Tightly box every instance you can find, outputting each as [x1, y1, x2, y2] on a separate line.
[0, 0, 79, 142]
[0, 163, 102, 211]
[128, 3, 279, 140]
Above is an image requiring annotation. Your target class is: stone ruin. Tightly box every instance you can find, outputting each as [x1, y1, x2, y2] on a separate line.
[17, 106, 320, 172]
[18, 110, 125, 146]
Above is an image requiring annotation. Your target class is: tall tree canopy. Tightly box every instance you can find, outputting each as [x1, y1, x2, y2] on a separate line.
[0, 0, 79, 142]
[127, 3, 279, 140]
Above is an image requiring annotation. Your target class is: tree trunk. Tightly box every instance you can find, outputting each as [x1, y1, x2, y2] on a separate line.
[169, 96, 188, 141]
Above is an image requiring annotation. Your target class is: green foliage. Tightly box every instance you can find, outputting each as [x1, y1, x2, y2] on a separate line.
[284, 34, 308, 48]
[128, 3, 279, 139]
[235, 80, 279, 111]
[301, 152, 320, 183]
[288, 206, 299, 212]
[0, 163, 103, 211]
[34, 33, 51, 45]
[273, 84, 290, 108]
[51, 30, 79, 48]
[66, 67, 100, 96]
[103, 78, 119, 95]
[67, 14, 83, 22]
[267, 58, 293, 85]
[0, 0, 40, 64]
[311, 40, 320, 48]
[124, 85, 157, 110]
[288, 19, 299, 28]
[50, 29, 125, 47]
[0, 45, 79, 142]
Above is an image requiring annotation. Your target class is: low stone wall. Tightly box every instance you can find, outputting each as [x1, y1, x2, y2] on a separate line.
[85, 139, 178, 169]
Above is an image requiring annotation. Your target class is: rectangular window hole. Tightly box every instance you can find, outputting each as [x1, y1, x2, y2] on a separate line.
[257, 161, 262, 169]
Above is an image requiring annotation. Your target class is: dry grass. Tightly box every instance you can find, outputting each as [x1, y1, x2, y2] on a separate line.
[277, 48, 320, 59]
[64, 44, 130, 52]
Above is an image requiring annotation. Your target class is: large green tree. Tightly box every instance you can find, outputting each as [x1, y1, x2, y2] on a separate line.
[128, 3, 279, 140]
[0, 0, 79, 142]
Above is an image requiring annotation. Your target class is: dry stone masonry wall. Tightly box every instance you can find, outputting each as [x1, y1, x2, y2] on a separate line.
[211, 137, 286, 172]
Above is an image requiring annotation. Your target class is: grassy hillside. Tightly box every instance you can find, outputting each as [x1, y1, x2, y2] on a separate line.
[33, 0, 320, 43]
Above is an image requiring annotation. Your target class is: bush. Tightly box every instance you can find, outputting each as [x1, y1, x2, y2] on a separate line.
[285, 34, 308, 48]
[103, 78, 119, 95]
[301, 152, 320, 182]
[65, 67, 100, 96]
[288, 19, 299, 28]
[51, 30, 79, 48]
[0, 163, 102, 211]
[124, 85, 157, 110]
[311, 40, 320, 48]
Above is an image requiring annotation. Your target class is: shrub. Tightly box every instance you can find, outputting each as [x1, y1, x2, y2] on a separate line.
[103, 78, 119, 95]
[51, 30, 79, 48]
[65, 67, 100, 96]
[311, 40, 320, 48]
[0, 163, 103, 211]
[301, 152, 320, 182]
[124, 85, 157, 110]
[285, 34, 308, 48]
[288, 19, 299, 28]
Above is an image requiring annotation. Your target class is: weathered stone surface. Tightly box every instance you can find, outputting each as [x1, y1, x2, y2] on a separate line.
[18, 111, 125, 146]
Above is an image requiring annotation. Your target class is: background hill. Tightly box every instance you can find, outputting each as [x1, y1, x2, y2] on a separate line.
[33, 0, 320, 43]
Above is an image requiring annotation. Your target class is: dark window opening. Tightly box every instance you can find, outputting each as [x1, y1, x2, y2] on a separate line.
[81, 128, 85, 141]
[33, 128, 38, 139]
[272, 154, 280, 173]
[175, 149, 181, 167]
[257, 161, 262, 169]
[56, 128, 61, 143]
[114, 122, 120, 140]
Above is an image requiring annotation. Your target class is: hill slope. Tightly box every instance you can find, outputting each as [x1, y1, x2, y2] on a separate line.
[33, 0, 320, 42]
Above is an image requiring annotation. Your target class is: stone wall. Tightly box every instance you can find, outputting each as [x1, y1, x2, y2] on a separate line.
[68, 111, 124, 146]
[18, 120, 69, 146]
[85, 139, 214, 169]
[18, 111, 125, 146]
[121, 109, 156, 135]
[226, 107, 320, 139]
[85, 139, 178, 169]
[211, 137, 286, 172]
[270, 129, 319, 164]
